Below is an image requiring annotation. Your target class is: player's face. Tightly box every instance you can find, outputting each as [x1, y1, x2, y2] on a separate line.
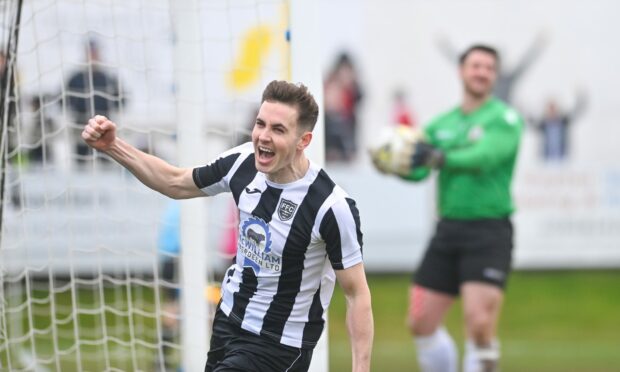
[460, 50, 497, 98]
[252, 101, 311, 182]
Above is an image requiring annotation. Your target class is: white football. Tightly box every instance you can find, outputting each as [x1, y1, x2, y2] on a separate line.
[369, 125, 425, 175]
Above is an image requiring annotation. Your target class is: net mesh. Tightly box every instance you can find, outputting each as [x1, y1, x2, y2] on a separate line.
[0, 0, 290, 370]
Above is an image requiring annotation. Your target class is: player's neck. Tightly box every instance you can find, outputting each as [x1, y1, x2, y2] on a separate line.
[267, 154, 310, 185]
[461, 93, 489, 114]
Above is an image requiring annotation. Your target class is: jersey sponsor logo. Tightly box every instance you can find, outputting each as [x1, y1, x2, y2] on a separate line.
[435, 129, 454, 141]
[277, 198, 298, 221]
[239, 216, 280, 274]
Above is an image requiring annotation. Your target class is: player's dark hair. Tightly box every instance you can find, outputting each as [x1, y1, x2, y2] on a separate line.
[459, 44, 500, 66]
[261, 80, 319, 131]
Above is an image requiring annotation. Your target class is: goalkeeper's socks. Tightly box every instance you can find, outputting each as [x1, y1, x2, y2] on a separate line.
[463, 339, 500, 372]
[414, 327, 458, 372]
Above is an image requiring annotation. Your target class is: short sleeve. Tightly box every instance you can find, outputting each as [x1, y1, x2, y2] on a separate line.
[319, 197, 363, 270]
[192, 143, 252, 196]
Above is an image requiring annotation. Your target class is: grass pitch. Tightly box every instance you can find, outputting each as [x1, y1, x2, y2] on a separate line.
[2, 270, 618, 371]
[328, 270, 620, 372]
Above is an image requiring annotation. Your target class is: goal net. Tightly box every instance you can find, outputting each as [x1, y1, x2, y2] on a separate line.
[0, 0, 324, 371]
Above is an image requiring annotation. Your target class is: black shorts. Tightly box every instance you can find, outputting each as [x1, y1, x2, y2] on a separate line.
[205, 307, 313, 372]
[413, 218, 513, 296]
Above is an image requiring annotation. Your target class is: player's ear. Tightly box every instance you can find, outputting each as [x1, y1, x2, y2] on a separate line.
[298, 131, 312, 150]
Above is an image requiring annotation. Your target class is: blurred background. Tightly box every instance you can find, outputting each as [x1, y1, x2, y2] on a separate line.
[0, 0, 618, 371]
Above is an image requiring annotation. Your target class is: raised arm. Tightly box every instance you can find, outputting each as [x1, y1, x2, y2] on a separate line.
[335, 263, 374, 372]
[81, 115, 204, 199]
[435, 34, 460, 64]
[509, 31, 549, 80]
[569, 88, 589, 121]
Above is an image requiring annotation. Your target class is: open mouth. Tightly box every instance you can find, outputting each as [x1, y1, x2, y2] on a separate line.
[258, 146, 275, 160]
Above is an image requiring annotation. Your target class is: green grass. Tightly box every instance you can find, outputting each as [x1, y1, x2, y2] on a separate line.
[3, 271, 619, 371]
[1, 281, 167, 371]
[328, 270, 620, 372]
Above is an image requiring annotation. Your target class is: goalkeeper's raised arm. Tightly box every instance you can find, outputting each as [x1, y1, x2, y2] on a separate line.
[81, 115, 203, 199]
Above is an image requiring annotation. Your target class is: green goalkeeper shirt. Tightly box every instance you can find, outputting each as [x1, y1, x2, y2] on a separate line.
[403, 97, 523, 219]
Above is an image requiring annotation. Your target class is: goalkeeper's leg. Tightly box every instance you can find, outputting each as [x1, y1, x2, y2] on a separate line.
[461, 282, 504, 372]
[459, 218, 512, 372]
[408, 285, 458, 372]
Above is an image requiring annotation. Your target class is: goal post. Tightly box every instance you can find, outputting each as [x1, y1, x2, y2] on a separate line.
[170, 0, 209, 370]
[288, 1, 328, 371]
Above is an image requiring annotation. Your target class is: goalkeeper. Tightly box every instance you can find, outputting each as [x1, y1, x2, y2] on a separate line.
[372, 45, 523, 372]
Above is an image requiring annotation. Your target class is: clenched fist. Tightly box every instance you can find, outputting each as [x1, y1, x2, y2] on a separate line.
[81, 115, 117, 152]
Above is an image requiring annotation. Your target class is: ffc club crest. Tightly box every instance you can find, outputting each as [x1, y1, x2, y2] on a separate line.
[277, 198, 298, 221]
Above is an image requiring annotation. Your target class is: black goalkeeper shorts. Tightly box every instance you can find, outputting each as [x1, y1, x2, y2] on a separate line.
[413, 218, 513, 296]
[205, 307, 313, 372]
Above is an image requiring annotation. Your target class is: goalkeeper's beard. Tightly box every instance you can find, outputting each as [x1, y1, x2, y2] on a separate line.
[463, 79, 493, 101]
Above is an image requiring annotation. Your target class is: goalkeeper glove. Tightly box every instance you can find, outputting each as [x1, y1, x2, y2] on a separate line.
[411, 142, 445, 169]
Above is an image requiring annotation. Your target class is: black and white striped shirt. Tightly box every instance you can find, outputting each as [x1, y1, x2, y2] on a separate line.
[193, 143, 363, 349]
